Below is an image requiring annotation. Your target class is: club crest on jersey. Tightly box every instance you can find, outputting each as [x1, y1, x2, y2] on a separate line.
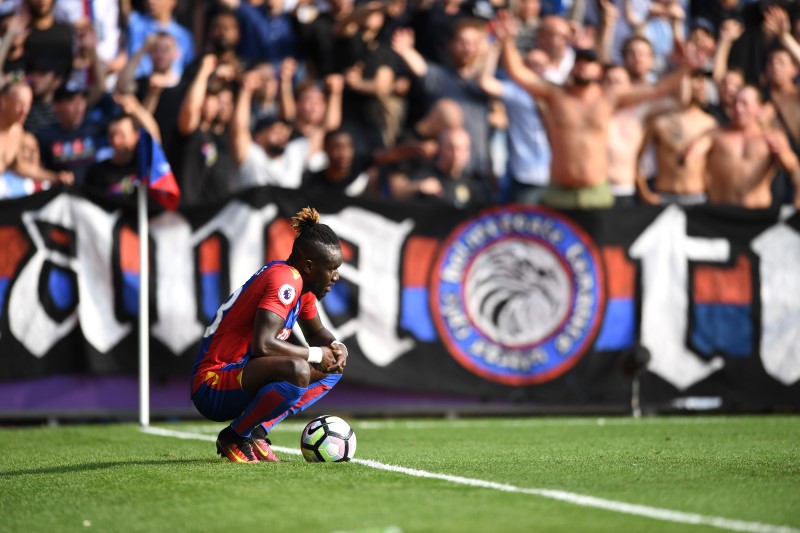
[430, 206, 606, 386]
[278, 283, 296, 305]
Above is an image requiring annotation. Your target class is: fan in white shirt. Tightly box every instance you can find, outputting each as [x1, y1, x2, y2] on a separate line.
[231, 70, 322, 191]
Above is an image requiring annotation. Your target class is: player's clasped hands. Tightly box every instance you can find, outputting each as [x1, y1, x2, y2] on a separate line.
[328, 342, 348, 374]
[313, 344, 348, 374]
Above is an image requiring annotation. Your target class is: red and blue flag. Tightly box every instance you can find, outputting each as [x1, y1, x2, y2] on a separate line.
[136, 128, 180, 210]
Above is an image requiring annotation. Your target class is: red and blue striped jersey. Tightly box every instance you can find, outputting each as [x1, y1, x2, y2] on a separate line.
[191, 261, 318, 393]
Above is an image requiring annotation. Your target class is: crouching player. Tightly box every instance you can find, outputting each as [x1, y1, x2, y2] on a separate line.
[191, 207, 347, 463]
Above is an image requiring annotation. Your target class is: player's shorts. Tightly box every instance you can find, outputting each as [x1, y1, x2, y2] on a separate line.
[191, 357, 253, 422]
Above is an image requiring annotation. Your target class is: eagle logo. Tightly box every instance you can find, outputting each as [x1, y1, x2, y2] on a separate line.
[431, 207, 605, 386]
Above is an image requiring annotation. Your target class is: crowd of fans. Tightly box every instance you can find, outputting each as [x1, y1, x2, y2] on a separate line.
[0, 0, 798, 211]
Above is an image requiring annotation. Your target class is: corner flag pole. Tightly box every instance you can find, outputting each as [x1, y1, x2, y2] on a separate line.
[137, 182, 150, 428]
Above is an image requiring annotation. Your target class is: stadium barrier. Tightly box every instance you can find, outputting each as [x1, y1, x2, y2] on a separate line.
[0, 187, 798, 416]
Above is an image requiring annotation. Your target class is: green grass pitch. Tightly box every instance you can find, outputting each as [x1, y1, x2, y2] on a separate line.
[1, 416, 798, 533]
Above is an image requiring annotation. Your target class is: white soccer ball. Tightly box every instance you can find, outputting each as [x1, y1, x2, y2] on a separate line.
[300, 415, 357, 463]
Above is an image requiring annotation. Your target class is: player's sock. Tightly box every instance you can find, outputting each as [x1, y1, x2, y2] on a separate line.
[260, 373, 342, 433]
[230, 381, 306, 438]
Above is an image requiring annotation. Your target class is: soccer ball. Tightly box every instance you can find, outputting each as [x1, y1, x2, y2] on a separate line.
[300, 415, 357, 463]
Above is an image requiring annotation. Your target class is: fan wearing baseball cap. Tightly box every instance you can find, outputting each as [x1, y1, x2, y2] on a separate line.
[230, 69, 311, 191]
[35, 82, 105, 184]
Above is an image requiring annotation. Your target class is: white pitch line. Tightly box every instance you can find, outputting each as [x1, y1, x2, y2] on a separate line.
[141, 426, 799, 533]
[352, 417, 741, 430]
[174, 416, 754, 435]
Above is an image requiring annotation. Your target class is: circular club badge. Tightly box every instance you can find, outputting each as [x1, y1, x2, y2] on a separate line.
[431, 206, 606, 386]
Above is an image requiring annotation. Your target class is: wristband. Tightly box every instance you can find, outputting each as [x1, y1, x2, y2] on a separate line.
[307, 346, 323, 364]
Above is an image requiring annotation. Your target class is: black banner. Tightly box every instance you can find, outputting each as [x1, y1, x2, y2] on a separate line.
[1, 187, 798, 412]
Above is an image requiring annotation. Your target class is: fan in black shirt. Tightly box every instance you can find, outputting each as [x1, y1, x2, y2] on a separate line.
[85, 114, 140, 197]
[302, 129, 374, 198]
[84, 156, 139, 196]
[336, 4, 397, 153]
[0, 11, 28, 76]
[173, 54, 237, 206]
[23, 0, 74, 81]
[405, 127, 489, 209]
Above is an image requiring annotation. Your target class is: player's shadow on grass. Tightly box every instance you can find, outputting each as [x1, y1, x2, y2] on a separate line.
[0, 458, 212, 477]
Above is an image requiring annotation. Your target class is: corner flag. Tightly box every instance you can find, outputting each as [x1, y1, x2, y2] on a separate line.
[136, 128, 180, 210]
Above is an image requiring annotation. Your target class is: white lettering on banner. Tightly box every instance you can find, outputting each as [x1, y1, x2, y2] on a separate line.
[149, 212, 205, 354]
[71, 197, 132, 352]
[150, 202, 278, 354]
[8, 196, 78, 356]
[8, 195, 131, 356]
[323, 208, 416, 367]
[629, 205, 728, 390]
[192, 201, 277, 291]
[4, 192, 800, 399]
[752, 223, 800, 385]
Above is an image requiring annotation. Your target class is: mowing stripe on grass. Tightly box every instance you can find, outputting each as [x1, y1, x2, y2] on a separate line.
[141, 426, 799, 533]
[174, 416, 747, 435]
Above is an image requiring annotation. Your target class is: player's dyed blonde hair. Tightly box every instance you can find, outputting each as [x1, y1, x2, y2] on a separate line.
[291, 207, 321, 235]
[290, 207, 340, 253]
